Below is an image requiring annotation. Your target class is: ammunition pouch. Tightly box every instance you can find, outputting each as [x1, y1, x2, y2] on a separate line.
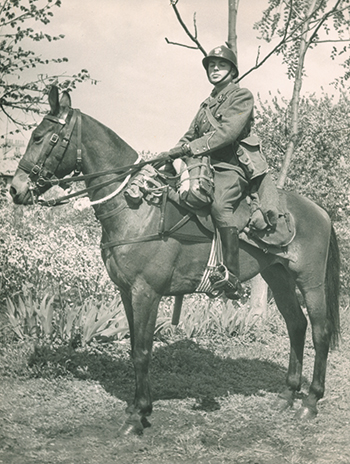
[237, 135, 268, 180]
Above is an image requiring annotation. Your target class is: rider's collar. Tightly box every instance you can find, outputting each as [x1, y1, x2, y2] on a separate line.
[210, 80, 236, 98]
[207, 81, 239, 107]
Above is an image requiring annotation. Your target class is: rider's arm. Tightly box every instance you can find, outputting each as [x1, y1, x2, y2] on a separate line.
[185, 87, 254, 156]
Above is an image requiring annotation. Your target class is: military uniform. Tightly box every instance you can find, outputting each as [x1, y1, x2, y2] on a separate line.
[125, 45, 270, 299]
[176, 80, 268, 228]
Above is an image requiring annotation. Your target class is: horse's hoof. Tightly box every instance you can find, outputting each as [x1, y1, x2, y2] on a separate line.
[119, 422, 142, 436]
[273, 396, 293, 411]
[119, 417, 145, 436]
[141, 417, 151, 428]
[295, 405, 317, 421]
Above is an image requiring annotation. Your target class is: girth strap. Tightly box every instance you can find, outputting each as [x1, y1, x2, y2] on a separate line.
[100, 212, 208, 249]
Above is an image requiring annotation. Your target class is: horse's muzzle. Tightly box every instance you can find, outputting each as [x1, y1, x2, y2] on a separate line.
[10, 170, 36, 205]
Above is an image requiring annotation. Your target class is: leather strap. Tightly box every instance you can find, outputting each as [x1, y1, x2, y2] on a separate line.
[100, 212, 210, 249]
[204, 105, 220, 130]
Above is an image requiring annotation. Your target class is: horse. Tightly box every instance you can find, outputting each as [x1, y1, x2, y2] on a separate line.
[10, 86, 340, 436]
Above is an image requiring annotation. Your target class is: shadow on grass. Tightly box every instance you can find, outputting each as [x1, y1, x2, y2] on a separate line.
[27, 338, 294, 404]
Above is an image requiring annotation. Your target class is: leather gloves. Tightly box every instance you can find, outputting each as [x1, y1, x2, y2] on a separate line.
[157, 143, 192, 160]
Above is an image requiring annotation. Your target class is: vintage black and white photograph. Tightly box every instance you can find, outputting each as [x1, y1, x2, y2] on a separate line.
[1, 1, 350, 463]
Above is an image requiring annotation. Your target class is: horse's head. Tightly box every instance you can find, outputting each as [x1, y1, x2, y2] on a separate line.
[11, 86, 81, 204]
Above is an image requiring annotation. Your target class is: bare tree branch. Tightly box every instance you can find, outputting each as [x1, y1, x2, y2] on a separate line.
[314, 39, 350, 43]
[0, 102, 23, 126]
[166, 0, 207, 56]
[164, 38, 198, 50]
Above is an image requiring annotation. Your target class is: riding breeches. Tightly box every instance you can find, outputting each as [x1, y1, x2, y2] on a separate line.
[211, 168, 249, 228]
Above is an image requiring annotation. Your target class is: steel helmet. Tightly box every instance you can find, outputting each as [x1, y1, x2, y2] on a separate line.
[202, 45, 239, 79]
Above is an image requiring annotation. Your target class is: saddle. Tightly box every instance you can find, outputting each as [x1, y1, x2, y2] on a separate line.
[124, 163, 295, 251]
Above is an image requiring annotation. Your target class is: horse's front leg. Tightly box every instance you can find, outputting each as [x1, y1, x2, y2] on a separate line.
[120, 278, 161, 436]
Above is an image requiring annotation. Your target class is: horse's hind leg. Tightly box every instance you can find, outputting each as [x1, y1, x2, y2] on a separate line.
[261, 264, 307, 411]
[295, 284, 330, 420]
[120, 280, 161, 435]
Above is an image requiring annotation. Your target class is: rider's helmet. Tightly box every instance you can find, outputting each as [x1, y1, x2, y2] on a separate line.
[202, 45, 239, 79]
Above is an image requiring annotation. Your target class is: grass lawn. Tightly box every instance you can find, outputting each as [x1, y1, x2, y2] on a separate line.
[0, 297, 349, 464]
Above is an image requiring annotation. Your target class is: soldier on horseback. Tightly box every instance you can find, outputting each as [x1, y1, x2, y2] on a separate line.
[125, 45, 276, 299]
[11, 84, 341, 432]
[164, 45, 271, 298]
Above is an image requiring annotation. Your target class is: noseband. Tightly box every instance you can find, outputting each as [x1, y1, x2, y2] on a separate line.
[18, 108, 82, 191]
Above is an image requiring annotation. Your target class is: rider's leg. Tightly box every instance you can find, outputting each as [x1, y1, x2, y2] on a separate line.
[210, 169, 248, 298]
[219, 226, 241, 284]
[210, 226, 242, 298]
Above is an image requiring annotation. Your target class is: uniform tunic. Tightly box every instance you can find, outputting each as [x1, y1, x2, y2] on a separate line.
[176, 81, 257, 228]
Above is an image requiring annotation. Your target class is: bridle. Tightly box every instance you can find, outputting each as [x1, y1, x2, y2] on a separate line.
[18, 108, 82, 194]
[18, 107, 175, 207]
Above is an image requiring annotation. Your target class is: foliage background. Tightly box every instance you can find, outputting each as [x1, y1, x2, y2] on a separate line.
[1, 78, 350, 464]
[0, 201, 114, 305]
[254, 91, 350, 220]
[1, 90, 350, 318]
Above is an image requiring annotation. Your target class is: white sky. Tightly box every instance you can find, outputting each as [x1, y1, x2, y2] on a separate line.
[3, 0, 346, 153]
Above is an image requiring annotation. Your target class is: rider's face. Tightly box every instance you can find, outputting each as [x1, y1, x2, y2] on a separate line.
[207, 58, 233, 85]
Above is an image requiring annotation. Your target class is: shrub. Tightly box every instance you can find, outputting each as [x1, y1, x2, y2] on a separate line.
[255, 91, 350, 220]
[0, 200, 116, 306]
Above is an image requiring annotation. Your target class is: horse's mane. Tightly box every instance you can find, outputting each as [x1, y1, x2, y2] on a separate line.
[82, 111, 138, 157]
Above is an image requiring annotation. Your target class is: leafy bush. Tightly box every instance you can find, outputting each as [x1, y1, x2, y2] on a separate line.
[334, 219, 350, 291]
[255, 90, 350, 291]
[255, 91, 350, 220]
[0, 200, 116, 305]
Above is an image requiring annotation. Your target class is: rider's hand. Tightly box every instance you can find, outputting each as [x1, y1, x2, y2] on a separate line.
[168, 146, 185, 159]
[157, 144, 192, 160]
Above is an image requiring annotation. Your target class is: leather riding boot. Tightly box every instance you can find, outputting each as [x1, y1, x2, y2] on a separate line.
[220, 226, 240, 273]
[210, 226, 243, 299]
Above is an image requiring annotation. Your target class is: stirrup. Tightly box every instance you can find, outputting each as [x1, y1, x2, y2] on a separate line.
[210, 264, 230, 289]
[209, 264, 243, 300]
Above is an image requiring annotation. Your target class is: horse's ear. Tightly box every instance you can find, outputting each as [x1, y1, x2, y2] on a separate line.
[60, 91, 71, 108]
[48, 86, 60, 115]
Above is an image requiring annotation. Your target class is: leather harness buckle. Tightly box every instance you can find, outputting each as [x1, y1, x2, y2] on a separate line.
[50, 133, 59, 145]
[31, 165, 41, 176]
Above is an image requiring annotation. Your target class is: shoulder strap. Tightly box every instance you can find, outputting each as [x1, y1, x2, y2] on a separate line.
[204, 105, 220, 130]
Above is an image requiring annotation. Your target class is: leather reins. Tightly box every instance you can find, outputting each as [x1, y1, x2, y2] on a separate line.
[18, 107, 181, 207]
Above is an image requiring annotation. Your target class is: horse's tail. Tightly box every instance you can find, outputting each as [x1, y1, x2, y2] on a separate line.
[325, 225, 341, 349]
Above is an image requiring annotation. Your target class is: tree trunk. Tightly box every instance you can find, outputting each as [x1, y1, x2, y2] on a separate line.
[277, 0, 318, 189]
[228, 0, 269, 317]
[227, 0, 239, 56]
[251, 0, 319, 319]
